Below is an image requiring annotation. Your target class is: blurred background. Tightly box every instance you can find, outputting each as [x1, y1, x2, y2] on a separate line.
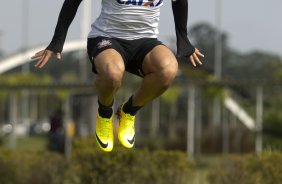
[0, 0, 282, 184]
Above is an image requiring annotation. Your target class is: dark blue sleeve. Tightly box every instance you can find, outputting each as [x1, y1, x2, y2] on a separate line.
[172, 0, 195, 59]
[46, 0, 83, 53]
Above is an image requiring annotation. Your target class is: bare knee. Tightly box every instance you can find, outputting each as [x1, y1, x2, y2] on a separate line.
[95, 62, 124, 93]
[159, 59, 178, 87]
[143, 45, 179, 88]
[94, 49, 125, 90]
[96, 63, 124, 90]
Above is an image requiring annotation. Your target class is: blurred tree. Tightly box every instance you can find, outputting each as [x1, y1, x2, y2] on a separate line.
[225, 51, 282, 80]
[25, 51, 93, 82]
[189, 22, 230, 74]
[188, 22, 282, 152]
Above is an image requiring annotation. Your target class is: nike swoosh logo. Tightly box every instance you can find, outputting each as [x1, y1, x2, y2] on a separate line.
[96, 133, 108, 148]
[127, 135, 135, 145]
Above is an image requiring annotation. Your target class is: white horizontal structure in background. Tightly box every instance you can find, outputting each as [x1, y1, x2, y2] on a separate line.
[0, 40, 86, 74]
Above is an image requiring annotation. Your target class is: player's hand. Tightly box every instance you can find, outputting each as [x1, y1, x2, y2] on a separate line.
[31, 49, 61, 68]
[188, 48, 204, 67]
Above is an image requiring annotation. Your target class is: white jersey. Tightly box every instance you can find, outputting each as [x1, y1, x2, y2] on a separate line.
[88, 0, 164, 40]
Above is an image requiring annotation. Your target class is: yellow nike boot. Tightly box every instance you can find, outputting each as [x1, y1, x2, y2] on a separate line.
[95, 114, 114, 152]
[116, 104, 135, 148]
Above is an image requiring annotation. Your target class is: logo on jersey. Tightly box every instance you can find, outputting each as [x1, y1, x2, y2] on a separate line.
[117, 0, 163, 7]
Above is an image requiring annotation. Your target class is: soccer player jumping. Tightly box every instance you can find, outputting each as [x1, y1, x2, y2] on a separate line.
[31, 0, 204, 152]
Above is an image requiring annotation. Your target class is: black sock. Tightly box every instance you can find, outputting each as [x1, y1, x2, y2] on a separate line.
[98, 100, 113, 118]
[122, 96, 142, 116]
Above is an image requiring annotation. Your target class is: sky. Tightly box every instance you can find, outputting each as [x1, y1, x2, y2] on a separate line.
[0, 0, 282, 58]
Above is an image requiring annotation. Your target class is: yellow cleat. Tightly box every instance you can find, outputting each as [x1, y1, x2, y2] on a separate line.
[95, 114, 114, 152]
[116, 104, 135, 148]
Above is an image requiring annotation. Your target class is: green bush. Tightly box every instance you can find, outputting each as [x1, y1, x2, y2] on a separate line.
[0, 149, 68, 184]
[208, 152, 282, 184]
[2, 138, 282, 184]
[0, 137, 195, 184]
[71, 137, 195, 184]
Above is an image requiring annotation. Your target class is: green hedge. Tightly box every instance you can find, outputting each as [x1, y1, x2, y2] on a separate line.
[0, 150, 68, 184]
[208, 152, 282, 184]
[72, 148, 195, 184]
[71, 137, 195, 184]
[2, 136, 281, 184]
[0, 137, 195, 184]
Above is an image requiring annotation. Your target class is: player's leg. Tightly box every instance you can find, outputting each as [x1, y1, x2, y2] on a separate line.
[93, 49, 125, 152]
[133, 45, 178, 106]
[87, 36, 126, 152]
[94, 49, 125, 107]
[117, 45, 178, 148]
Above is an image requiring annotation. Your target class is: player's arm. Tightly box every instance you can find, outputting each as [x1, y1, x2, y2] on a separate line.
[171, 0, 204, 67]
[32, 0, 83, 68]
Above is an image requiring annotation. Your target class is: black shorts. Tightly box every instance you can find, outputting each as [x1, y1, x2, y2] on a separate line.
[87, 36, 164, 77]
